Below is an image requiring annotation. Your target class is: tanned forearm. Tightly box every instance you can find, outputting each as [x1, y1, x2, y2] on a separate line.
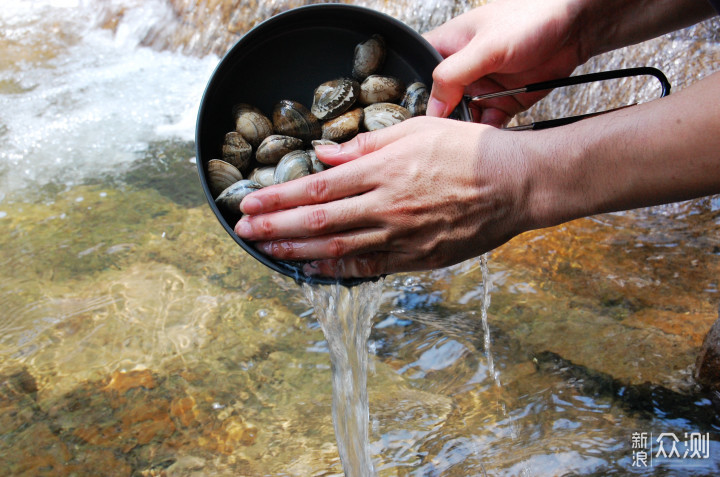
[576, 0, 716, 59]
[525, 71, 720, 229]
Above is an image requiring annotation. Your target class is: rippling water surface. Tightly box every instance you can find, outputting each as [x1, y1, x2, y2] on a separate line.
[1, 0, 720, 475]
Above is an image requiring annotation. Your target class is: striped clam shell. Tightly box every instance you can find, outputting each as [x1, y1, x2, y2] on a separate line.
[274, 150, 313, 184]
[363, 103, 411, 131]
[235, 110, 273, 149]
[352, 34, 386, 80]
[321, 107, 363, 143]
[221, 131, 252, 172]
[215, 179, 262, 214]
[255, 134, 304, 165]
[359, 75, 404, 105]
[311, 78, 360, 121]
[400, 82, 429, 117]
[249, 166, 276, 187]
[273, 100, 321, 144]
[207, 159, 243, 198]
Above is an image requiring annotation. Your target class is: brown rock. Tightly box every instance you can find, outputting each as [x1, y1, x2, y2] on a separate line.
[102, 369, 157, 394]
[695, 313, 720, 393]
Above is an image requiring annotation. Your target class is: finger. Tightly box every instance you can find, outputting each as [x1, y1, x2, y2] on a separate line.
[239, 161, 372, 215]
[252, 227, 389, 261]
[427, 36, 507, 118]
[236, 195, 375, 241]
[314, 118, 426, 165]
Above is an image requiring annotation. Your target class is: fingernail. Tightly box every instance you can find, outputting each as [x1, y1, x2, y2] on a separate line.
[314, 144, 341, 155]
[258, 242, 272, 254]
[426, 97, 446, 117]
[240, 196, 261, 214]
[235, 219, 252, 237]
[303, 261, 320, 276]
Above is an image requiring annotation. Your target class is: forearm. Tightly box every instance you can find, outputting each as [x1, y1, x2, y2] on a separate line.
[576, 0, 716, 59]
[526, 71, 720, 229]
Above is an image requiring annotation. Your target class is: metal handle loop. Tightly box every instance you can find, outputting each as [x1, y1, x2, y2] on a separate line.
[463, 66, 671, 130]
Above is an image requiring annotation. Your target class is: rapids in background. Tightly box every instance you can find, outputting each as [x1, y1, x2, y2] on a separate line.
[1, 0, 720, 475]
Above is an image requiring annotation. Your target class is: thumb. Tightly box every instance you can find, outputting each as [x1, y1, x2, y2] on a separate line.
[427, 37, 505, 117]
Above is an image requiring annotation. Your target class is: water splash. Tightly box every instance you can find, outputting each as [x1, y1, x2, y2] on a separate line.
[480, 253, 499, 386]
[303, 280, 384, 477]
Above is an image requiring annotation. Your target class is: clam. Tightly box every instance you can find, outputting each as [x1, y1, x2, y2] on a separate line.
[311, 78, 360, 121]
[312, 139, 338, 147]
[231, 102, 263, 119]
[215, 179, 262, 214]
[248, 166, 276, 187]
[363, 103, 411, 131]
[273, 100, 321, 144]
[208, 159, 243, 198]
[235, 110, 273, 149]
[306, 149, 327, 173]
[222, 131, 252, 172]
[352, 34, 386, 80]
[401, 82, 429, 116]
[322, 107, 363, 142]
[274, 150, 312, 184]
[311, 140, 338, 168]
[255, 134, 304, 165]
[359, 75, 404, 105]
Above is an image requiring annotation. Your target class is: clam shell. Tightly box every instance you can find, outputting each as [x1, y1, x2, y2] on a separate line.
[215, 179, 262, 214]
[311, 78, 360, 121]
[312, 139, 338, 168]
[322, 107, 364, 143]
[221, 131, 252, 172]
[311, 139, 338, 147]
[235, 111, 273, 149]
[352, 34, 386, 80]
[306, 149, 327, 173]
[274, 150, 312, 184]
[363, 103, 411, 131]
[273, 100, 321, 144]
[208, 159, 243, 198]
[359, 75, 404, 105]
[255, 134, 304, 165]
[232, 102, 263, 119]
[248, 166, 276, 187]
[400, 82, 429, 117]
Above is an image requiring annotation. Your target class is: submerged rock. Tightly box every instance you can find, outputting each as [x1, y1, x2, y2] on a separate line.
[695, 313, 720, 395]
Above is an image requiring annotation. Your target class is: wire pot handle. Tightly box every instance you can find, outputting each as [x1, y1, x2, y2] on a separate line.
[464, 66, 671, 130]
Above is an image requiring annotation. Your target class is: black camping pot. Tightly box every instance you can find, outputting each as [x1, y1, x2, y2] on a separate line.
[195, 3, 471, 287]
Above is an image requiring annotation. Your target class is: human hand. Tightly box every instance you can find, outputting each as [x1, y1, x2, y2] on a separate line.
[423, 0, 586, 125]
[234, 117, 534, 279]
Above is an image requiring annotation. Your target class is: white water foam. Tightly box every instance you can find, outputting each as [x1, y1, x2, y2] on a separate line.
[0, 0, 218, 196]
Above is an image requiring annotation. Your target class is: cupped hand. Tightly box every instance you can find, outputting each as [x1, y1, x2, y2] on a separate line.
[423, 0, 587, 125]
[235, 117, 534, 279]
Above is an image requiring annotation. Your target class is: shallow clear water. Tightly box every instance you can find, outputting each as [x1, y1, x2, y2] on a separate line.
[1, 0, 720, 475]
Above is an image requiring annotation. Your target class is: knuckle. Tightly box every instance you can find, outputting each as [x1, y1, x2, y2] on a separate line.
[305, 176, 330, 203]
[254, 218, 275, 238]
[327, 236, 349, 258]
[305, 207, 330, 233]
[353, 131, 377, 154]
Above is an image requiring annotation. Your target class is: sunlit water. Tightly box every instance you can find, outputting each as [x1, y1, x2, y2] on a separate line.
[2, 0, 720, 475]
[304, 281, 385, 476]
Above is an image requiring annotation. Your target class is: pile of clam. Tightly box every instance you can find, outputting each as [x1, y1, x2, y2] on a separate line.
[208, 34, 429, 215]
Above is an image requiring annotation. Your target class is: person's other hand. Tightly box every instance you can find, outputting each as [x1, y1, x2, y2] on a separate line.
[424, 0, 586, 125]
[235, 117, 534, 279]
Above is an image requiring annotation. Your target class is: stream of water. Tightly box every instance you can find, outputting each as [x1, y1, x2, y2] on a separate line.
[303, 281, 385, 476]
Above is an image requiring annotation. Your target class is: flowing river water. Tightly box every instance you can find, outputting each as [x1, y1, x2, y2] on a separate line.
[2, 0, 720, 475]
